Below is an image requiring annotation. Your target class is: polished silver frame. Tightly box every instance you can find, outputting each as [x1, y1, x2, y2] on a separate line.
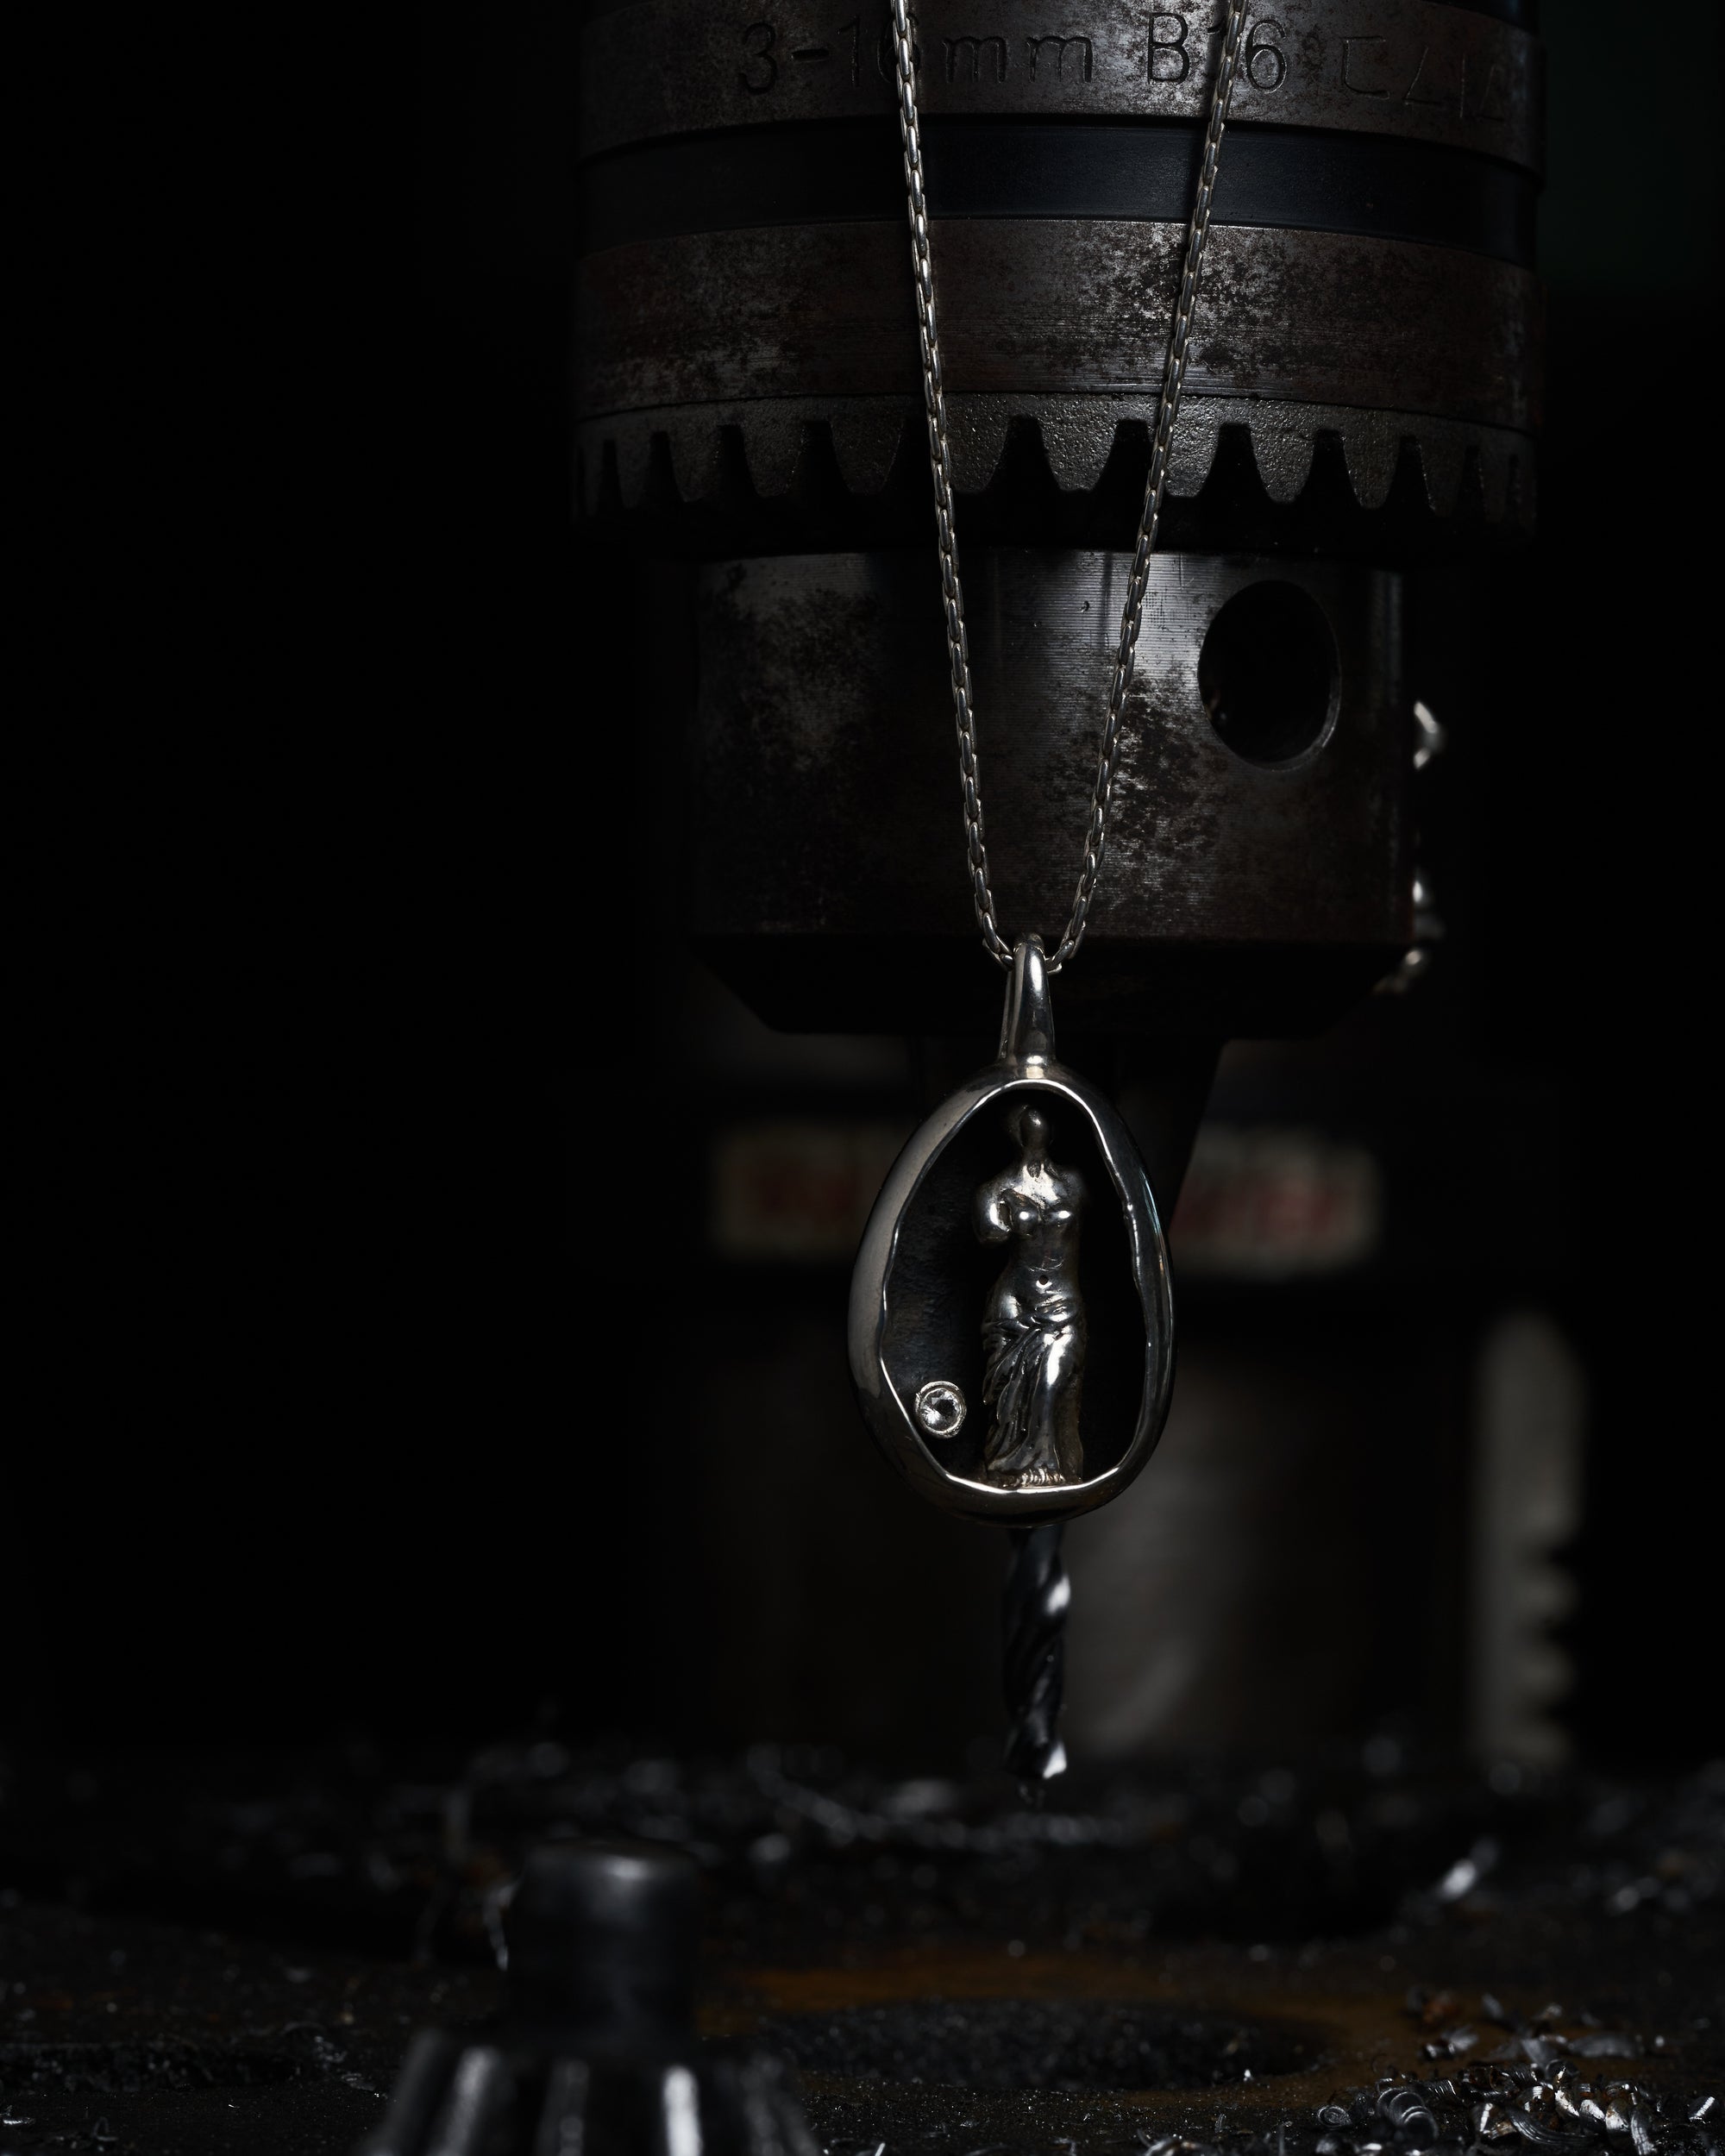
[849, 940, 1175, 1525]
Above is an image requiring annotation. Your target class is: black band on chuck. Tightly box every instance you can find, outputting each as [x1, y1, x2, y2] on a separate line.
[580, 118, 1537, 266]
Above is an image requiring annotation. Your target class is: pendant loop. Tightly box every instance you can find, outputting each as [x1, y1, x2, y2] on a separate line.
[1000, 936, 1056, 1067]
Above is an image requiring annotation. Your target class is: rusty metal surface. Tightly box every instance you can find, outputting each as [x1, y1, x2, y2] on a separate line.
[576, 223, 1541, 430]
[687, 550, 1409, 1034]
[573, 0, 1544, 570]
[570, 0, 1545, 1031]
[580, 0, 1542, 173]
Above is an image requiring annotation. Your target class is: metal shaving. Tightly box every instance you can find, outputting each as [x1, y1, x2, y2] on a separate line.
[1205, 2054, 1725, 2156]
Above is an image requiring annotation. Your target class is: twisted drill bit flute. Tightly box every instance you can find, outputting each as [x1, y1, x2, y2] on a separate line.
[1002, 1522, 1070, 1796]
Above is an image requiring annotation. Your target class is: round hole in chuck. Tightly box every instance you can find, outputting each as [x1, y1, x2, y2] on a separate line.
[1199, 580, 1339, 766]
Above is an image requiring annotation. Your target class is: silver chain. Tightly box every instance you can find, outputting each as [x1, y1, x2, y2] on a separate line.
[888, 0, 1249, 972]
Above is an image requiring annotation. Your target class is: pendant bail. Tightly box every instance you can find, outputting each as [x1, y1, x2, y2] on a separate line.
[1000, 936, 1056, 1066]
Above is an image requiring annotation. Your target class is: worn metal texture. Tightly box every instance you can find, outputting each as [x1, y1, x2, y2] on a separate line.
[687, 550, 1410, 1036]
[577, 221, 1540, 428]
[574, 0, 1544, 562]
[579, 0, 1543, 172]
[574, 0, 1542, 1034]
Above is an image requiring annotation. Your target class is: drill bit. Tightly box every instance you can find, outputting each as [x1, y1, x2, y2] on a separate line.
[1002, 1523, 1070, 1797]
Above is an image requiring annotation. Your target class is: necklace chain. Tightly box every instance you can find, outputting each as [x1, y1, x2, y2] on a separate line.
[888, 0, 1250, 973]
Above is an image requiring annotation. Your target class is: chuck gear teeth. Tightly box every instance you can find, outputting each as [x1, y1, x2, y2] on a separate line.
[577, 397, 1534, 540]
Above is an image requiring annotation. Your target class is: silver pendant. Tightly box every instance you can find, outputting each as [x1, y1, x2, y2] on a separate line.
[850, 937, 1175, 1525]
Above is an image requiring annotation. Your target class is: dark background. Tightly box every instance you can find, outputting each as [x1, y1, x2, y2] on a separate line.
[5, 0, 1719, 1776]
